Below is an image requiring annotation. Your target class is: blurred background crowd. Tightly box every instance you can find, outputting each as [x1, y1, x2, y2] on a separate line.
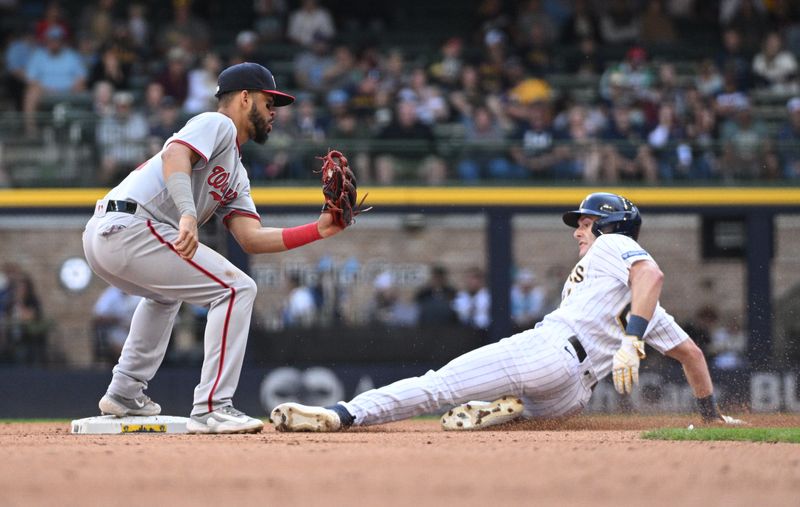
[1, 0, 800, 187]
[0, 252, 750, 372]
[2, 0, 797, 368]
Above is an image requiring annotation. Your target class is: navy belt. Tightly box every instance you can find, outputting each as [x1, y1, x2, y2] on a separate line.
[107, 200, 137, 214]
[568, 336, 587, 362]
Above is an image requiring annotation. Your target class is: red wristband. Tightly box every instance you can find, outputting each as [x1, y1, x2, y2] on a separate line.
[282, 222, 322, 250]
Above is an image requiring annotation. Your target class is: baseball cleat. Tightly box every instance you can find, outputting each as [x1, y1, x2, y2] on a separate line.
[99, 392, 161, 417]
[271, 403, 343, 432]
[186, 406, 263, 434]
[441, 396, 524, 431]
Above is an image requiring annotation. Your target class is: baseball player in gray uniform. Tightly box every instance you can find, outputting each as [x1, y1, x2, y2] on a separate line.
[84, 62, 345, 434]
[272, 192, 743, 432]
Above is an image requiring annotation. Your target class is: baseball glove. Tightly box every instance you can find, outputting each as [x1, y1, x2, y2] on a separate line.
[316, 149, 370, 228]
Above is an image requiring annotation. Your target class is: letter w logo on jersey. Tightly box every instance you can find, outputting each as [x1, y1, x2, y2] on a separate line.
[207, 165, 238, 206]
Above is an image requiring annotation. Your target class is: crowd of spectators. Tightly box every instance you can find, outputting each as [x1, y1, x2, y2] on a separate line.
[2, 0, 800, 186]
[278, 262, 562, 334]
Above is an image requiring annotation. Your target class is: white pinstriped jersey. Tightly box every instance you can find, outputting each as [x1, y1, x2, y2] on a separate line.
[542, 233, 689, 379]
[342, 232, 690, 425]
[106, 112, 260, 229]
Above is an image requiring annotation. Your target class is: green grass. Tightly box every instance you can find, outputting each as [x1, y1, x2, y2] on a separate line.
[642, 427, 800, 443]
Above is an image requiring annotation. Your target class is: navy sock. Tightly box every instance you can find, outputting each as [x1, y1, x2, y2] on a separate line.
[325, 403, 355, 427]
[696, 394, 720, 422]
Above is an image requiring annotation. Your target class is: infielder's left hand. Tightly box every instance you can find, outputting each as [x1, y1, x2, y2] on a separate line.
[317, 149, 370, 229]
[612, 336, 646, 394]
[316, 211, 343, 239]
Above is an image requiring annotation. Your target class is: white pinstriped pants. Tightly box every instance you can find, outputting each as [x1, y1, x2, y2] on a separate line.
[343, 327, 596, 425]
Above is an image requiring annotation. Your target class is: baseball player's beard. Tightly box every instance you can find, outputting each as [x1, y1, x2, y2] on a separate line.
[249, 104, 270, 144]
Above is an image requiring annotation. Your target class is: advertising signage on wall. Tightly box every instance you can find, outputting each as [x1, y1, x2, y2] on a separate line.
[254, 365, 800, 415]
[0, 366, 797, 418]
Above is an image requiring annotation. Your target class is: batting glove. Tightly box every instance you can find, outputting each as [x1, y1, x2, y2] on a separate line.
[612, 336, 646, 395]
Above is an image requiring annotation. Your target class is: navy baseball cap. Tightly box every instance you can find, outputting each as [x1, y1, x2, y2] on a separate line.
[215, 62, 295, 106]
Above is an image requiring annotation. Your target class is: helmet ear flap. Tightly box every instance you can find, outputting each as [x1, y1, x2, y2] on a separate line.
[564, 192, 641, 239]
[591, 218, 618, 237]
[593, 211, 640, 239]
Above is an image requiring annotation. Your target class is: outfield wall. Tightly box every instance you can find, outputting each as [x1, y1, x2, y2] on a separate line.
[0, 212, 777, 366]
[0, 187, 797, 417]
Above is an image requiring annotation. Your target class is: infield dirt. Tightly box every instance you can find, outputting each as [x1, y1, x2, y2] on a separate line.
[3, 414, 799, 507]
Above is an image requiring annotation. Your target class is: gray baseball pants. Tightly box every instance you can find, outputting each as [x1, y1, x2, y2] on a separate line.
[83, 211, 257, 416]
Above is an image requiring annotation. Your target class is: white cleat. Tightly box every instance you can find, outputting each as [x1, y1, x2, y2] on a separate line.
[441, 396, 524, 431]
[271, 403, 343, 432]
[186, 406, 263, 434]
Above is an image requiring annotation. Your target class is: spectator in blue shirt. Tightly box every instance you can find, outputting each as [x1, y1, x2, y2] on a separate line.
[457, 105, 518, 181]
[22, 25, 87, 137]
[716, 28, 752, 92]
[4, 27, 37, 111]
[509, 101, 572, 179]
[601, 103, 658, 182]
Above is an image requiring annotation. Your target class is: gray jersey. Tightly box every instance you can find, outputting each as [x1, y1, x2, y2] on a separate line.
[85, 111, 263, 416]
[544, 234, 688, 379]
[106, 112, 259, 228]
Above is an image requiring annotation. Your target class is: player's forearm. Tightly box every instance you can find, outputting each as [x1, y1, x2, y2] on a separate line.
[669, 334, 742, 423]
[237, 226, 291, 254]
[162, 144, 198, 219]
[666, 340, 714, 398]
[231, 213, 342, 254]
[235, 224, 327, 254]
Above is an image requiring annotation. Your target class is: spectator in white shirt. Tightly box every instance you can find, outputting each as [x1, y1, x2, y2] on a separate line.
[283, 273, 317, 328]
[184, 52, 222, 114]
[92, 286, 142, 361]
[453, 267, 491, 330]
[752, 31, 799, 95]
[510, 269, 546, 332]
[287, 0, 335, 48]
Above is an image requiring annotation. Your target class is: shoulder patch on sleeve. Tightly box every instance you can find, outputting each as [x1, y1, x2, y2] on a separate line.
[621, 249, 649, 260]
